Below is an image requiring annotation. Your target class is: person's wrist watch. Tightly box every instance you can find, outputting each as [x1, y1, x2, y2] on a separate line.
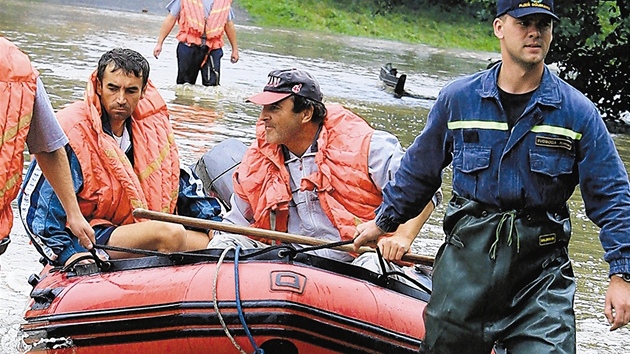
[613, 273, 630, 282]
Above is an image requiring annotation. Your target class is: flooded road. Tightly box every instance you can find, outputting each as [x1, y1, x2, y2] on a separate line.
[1, 0, 630, 352]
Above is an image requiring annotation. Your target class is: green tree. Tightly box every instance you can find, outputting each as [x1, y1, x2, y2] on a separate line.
[549, 0, 630, 121]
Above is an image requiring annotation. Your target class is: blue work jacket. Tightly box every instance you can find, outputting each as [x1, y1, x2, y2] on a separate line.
[376, 64, 630, 276]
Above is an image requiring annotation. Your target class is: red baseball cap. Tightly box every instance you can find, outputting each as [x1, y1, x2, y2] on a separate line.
[247, 68, 323, 105]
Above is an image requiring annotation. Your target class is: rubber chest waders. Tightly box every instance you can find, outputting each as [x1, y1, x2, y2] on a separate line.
[420, 195, 576, 354]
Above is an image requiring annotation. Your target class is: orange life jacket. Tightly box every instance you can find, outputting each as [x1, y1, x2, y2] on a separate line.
[0, 38, 38, 239]
[56, 70, 180, 227]
[233, 104, 383, 242]
[176, 0, 232, 50]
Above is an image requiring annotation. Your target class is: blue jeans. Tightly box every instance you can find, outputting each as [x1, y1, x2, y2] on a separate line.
[176, 42, 223, 86]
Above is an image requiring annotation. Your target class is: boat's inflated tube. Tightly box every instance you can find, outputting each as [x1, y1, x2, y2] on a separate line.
[194, 138, 247, 210]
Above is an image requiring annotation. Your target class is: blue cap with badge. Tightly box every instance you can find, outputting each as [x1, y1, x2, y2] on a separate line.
[496, 0, 559, 21]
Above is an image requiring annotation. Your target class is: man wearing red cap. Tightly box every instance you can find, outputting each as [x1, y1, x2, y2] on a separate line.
[209, 68, 440, 274]
[355, 0, 630, 352]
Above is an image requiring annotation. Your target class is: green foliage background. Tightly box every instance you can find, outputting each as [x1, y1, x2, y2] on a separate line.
[471, 0, 629, 120]
[237, 0, 499, 52]
[238, 0, 629, 120]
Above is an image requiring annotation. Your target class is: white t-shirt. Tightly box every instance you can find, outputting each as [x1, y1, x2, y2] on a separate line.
[113, 125, 131, 153]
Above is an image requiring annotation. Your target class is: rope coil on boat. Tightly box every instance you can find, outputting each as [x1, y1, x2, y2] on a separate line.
[213, 246, 265, 354]
[292, 240, 432, 294]
[73, 240, 431, 294]
[58, 238, 431, 295]
[277, 238, 354, 258]
[213, 246, 247, 354]
[234, 246, 265, 354]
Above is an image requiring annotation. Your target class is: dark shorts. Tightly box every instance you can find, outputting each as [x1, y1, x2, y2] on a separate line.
[176, 42, 223, 86]
[93, 225, 116, 245]
[0, 236, 10, 255]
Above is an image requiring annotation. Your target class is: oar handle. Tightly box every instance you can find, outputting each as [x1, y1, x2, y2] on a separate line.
[133, 208, 434, 266]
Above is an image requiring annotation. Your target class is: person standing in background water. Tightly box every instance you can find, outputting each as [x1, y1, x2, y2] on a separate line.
[153, 0, 239, 86]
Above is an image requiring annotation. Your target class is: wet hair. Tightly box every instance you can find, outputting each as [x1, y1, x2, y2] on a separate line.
[292, 95, 327, 124]
[97, 48, 150, 89]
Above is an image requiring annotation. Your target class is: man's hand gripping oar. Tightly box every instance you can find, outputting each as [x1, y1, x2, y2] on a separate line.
[133, 208, 434, 266]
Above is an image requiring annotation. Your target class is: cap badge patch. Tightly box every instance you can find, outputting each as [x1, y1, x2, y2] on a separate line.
[266, 76, 281, 87]
[292, 84, 302, 93]
[519, 0, 551, 11]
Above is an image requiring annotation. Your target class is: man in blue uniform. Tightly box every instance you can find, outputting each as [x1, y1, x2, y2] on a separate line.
[354, 0, 630, 353]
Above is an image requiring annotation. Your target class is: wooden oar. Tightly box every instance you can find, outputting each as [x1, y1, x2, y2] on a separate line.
[133, 208, 435, 266]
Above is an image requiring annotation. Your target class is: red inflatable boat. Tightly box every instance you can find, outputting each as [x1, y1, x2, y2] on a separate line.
[20, 139, 504, 353]
[20, 245, 434, 353]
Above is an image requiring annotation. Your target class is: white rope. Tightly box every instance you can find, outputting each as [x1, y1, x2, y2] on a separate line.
[213, 246, 247, 354]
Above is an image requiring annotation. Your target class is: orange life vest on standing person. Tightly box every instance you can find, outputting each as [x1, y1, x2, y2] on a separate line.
[0, 37, 38, 240]
[233, 104, 383, 242]
[56, 70, 180, 228]
[176, 0, 232, 50]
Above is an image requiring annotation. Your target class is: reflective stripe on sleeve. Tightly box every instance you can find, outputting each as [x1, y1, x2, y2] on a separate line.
[531, 125, 583, 140]
[448, 120, 509, 130]
[448, 121, 582, 141]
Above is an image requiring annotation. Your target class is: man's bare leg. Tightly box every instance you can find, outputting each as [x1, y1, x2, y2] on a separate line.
[184, 229, 213, 251]
[106, 221, 210, 258]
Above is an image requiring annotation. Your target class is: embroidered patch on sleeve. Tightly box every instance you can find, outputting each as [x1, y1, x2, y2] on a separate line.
[535, 136, 573, 150]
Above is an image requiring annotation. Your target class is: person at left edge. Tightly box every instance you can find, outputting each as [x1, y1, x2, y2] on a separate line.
[0, 36, 94, 258]
[18, 48, 222, 267]
[153, 0, 239, 86]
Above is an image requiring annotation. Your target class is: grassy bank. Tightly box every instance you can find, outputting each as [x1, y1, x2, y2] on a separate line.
[237, 0, 499, 53]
